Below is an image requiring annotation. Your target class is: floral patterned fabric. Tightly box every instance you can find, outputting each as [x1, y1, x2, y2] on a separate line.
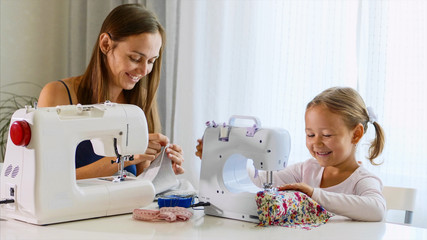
[256, 190, 334, 230]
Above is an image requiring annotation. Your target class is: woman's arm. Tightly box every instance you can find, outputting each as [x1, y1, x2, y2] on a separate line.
[76, 157, 119, 179]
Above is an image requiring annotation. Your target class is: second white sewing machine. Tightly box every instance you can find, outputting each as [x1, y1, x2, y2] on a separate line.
[0, 102, 155, 225]
[199, 116, 291, 223]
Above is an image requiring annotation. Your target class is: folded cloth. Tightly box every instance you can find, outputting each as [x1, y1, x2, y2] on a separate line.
[133, 207, 193, 222]
[256, 190, 333, 230]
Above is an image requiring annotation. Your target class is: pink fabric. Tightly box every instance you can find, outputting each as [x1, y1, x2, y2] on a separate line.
[133, 207, 193, 222]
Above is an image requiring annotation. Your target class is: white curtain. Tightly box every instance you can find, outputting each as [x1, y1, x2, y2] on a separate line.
[169, 0, 427, 228]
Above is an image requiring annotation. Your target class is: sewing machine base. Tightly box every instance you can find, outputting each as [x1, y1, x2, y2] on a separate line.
[1, 177, 155, 225]
[204, 206, 260, 223]
[199, 188, 262, 223]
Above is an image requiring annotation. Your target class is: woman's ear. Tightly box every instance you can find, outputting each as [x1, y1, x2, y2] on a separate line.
[352, 123, 364, 144]
[99, 33, 112, 54]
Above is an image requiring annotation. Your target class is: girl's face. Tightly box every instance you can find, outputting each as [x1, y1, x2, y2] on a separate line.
[305, 104, 358, 168]
[106, 32, 162, 91]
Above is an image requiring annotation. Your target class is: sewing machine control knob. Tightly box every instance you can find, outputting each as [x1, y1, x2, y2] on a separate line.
[10, 120, 31, 146]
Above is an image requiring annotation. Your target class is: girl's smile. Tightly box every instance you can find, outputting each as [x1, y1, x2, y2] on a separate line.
[305, 104, 358, 168]
[316, 151, 332, 157]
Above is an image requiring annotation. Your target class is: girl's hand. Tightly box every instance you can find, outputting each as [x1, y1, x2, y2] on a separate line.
[166, 144, 185, 175]
[278, 183, 314, 197]
[195, 139, 203, 159]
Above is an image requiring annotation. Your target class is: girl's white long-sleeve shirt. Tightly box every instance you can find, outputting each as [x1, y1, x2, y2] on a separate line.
[250, 158, 386, 221]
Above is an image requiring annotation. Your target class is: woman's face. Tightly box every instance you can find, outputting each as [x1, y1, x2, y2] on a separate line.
[106, 32, 162, 91]
[305, 104, 357, 168]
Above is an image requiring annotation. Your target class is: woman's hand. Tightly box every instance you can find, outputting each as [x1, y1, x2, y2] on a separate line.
[135, 133, 184, 175]
[195, 138, 203, 159]
[132, 154, 156, 170]
[166, 144, 185, 175]
[135, 133, 169, 175]
[147, 133, 169, 156]
[278, 183, 314, 197]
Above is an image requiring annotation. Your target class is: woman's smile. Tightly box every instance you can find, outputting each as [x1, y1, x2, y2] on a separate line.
[126, 72, 142, 83]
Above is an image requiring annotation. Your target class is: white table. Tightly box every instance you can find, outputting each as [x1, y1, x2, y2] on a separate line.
[0, 162, 425, 240]
[1, 208, 426, 240]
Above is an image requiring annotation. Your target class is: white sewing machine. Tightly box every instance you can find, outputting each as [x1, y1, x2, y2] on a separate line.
[198, 116, 291, 223]
[0, 102, 155, 225]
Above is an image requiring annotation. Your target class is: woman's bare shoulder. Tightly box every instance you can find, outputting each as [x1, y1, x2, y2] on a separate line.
[37, 78, 76, 107]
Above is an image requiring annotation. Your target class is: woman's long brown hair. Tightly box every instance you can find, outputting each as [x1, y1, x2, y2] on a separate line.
[77, 4, 164, 133]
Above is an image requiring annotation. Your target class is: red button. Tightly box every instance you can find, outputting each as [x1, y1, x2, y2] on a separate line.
[10, 120, 31, 146]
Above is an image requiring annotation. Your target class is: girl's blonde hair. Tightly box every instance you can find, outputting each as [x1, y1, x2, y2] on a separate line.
[306, 87, 385, 165]
[77, 4, 164, 133]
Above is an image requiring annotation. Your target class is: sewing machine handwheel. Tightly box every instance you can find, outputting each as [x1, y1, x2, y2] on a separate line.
[10, 120, 31, 146]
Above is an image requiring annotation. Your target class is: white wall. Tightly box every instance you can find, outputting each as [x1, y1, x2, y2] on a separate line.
[0, 0, 70, 98]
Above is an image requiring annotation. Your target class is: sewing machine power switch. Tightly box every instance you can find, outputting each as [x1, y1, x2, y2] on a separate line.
[4, 183, 17, 210]
[10, 120, 31, 146]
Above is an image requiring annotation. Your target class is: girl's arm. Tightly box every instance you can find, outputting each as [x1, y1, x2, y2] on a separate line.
[249, 162, 304, 188]
[311, 177, 386, 221]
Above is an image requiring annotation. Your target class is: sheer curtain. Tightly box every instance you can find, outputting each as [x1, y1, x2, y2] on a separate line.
[169, 0, 427, 228]
[357, 0, 427, 227]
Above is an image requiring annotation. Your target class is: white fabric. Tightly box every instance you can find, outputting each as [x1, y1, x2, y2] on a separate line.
[251, 159, 386, 222]
[138, 146, 180, 194]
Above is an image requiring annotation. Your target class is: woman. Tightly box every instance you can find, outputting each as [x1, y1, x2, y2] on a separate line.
[38, 4, 184, 179]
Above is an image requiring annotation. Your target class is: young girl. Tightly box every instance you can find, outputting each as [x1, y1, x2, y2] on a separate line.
[196, 87, 386, 221]
[255, 87, 386, 221]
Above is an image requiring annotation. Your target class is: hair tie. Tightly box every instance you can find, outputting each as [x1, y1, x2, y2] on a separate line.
[367, 106, 378, 124]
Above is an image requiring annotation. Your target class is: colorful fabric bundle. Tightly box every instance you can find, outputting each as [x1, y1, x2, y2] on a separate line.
[256, 190, 333, 230]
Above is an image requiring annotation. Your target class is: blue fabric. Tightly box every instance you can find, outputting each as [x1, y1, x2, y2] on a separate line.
[75, 140, 137, 176]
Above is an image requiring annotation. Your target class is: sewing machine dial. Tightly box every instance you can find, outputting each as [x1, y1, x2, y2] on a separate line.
[10, 120, 31, 146]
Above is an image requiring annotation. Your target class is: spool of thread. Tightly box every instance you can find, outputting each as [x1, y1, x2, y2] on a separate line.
[157, 195, 194, 208]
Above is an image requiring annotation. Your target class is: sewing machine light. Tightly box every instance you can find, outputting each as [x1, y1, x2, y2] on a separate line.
[10, 120, 31, 146]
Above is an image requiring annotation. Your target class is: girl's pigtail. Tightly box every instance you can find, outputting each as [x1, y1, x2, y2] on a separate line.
[368, 121, 385, 165]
